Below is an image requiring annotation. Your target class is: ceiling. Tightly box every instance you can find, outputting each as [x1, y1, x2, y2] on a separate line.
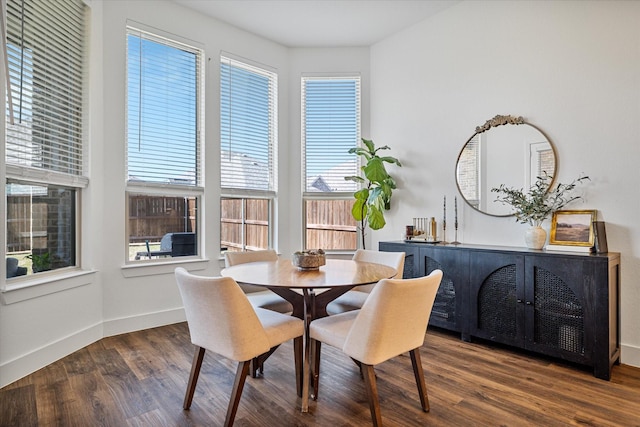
[173, 0, 461, 47]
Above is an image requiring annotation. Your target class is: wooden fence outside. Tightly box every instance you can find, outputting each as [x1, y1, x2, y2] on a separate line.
[128, 196, 197, 243]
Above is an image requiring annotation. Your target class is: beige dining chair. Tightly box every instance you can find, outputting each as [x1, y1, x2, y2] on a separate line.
[224, 250, 293, 314]
[326, 249, 405, 315]
[175, 267, 304, 427]
[309, 269, 443, 426]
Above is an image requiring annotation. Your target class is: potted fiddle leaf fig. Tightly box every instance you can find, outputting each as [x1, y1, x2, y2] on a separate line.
[345, 138, 402, 249]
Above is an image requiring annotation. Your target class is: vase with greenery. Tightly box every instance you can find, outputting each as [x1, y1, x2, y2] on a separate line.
[345, 138, 402, 249]
[491, 173, 590, 249]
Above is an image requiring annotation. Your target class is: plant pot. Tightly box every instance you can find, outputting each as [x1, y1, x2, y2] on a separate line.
[525, 225, 547, 250]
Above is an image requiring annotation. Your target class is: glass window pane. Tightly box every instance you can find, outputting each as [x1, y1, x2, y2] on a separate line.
[302, 77, 360, 193]
[127, 29, 201, 186]
[220, 57, 276, 192]
[6, 180, 76, 277]
[127, 194, 198, 261]
[221, 197, 270, 253]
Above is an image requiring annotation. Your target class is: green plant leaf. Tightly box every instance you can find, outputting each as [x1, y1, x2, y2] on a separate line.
[367, 205, 386, 230]
[344, 175, 365, 183]
[363, 157, 389, 183]
[361, 138, 375, 153]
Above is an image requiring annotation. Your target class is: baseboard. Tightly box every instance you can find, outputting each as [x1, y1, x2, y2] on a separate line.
[102, 307, 186, 337]
[621, 343, 640, 369]
[0, 322, 103, 388]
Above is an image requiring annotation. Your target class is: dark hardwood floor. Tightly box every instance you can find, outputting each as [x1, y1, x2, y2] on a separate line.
[2, 322, 639, 426]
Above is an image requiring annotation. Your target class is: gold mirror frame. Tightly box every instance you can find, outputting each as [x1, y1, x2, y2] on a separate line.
[455, 115, 558, 217]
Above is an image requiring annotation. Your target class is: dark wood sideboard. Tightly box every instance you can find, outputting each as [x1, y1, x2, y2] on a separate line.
[379, 241, 621, 380]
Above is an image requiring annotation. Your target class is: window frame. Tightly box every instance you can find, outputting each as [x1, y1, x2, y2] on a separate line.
[301, 74, 361, 252]
[124, 24, 204, 264]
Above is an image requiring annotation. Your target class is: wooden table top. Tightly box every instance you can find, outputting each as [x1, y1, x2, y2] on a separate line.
[221, 258, 397, 289]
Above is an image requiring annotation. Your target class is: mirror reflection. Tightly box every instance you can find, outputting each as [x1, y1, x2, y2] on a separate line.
[455, 115, 557, 217]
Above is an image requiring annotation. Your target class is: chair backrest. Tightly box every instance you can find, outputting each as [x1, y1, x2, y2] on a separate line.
[342, 269, 443, 365]
[224, 250, 278, 293]
[351, 249, 405, 293]
[224, 249, 278, 267]
[175, 267, 271, 361]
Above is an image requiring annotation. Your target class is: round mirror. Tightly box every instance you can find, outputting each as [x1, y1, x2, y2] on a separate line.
[455, 115, 557, 217]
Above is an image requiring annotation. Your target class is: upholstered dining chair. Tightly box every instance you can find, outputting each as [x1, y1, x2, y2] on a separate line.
[326, 249, 405, 315]
[175, 268, 304, 427]
[224, 249, 293, 314]
[309, 269, 443, 426]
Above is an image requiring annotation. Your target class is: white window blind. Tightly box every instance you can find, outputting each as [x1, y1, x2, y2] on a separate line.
[127, 27, 201, 187]
[302, 76, 360, 194]
[5, 0, 86, 178]
[220, 55, 277, 193]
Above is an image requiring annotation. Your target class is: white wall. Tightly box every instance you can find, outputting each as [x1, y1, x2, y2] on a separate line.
[369, 0, 640, 366]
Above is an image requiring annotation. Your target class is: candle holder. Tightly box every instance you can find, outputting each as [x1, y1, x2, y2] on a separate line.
[441, 220, 448, 244]
[452, 196, 461, 245]
[452, 226, 461, 245]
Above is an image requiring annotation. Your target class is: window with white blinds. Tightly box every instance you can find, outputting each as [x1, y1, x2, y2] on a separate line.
[220, 55, 277, 193]
[4, 0, 86, 277]
[5, 0, 86, 180]
[126, 27, 202, 187]
[302, 76, 360, 194]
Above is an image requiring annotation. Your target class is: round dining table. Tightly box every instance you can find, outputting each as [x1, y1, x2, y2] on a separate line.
[221, 257, 397, 412]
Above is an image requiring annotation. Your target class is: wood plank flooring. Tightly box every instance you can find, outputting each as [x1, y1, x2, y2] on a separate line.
[2, 322, 639, 426]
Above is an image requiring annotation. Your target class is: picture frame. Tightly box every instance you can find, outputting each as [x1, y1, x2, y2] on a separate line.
[549, 210, 597, 246]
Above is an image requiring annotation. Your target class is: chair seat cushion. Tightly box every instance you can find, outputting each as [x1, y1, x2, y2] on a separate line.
[247, 290, 293, 313]
[309, 310, 359, 349]
[326, 290, 370, 315]
[255, 308, 304, 347]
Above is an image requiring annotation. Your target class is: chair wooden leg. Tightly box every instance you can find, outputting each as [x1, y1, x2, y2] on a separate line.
[311, 339, 321, 400]
[225, 360, 251, 427]
[184, 346, 206, 410]
[250, 345, 280, 378]
[409, 348, 430, 412]
[250, 357, 259, 378]
[362, 364, 382, 427]
[294, 336, 303, 397]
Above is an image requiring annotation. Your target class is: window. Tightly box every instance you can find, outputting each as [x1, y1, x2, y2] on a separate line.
[5, 0, 86, 277]
[126, 26, 202, 261]
[220, 54, 277, 253]
[456, 134, 479, 209]
[302, 76, 360, 251]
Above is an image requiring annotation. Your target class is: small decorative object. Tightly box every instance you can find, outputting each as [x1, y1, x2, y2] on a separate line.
[593, 221, 608, 254]
[427, 217, 437, 242]
[491, 173, 590, 250]
[452, 196, 461, 245]
[442, 196, 448, 244]
[547, 210, 597, 252]
[405, 225, 414, 240]
[292, 249, 326, 270]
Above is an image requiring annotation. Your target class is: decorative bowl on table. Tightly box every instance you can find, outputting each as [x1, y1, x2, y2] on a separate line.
[292, 249, 326, 270]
